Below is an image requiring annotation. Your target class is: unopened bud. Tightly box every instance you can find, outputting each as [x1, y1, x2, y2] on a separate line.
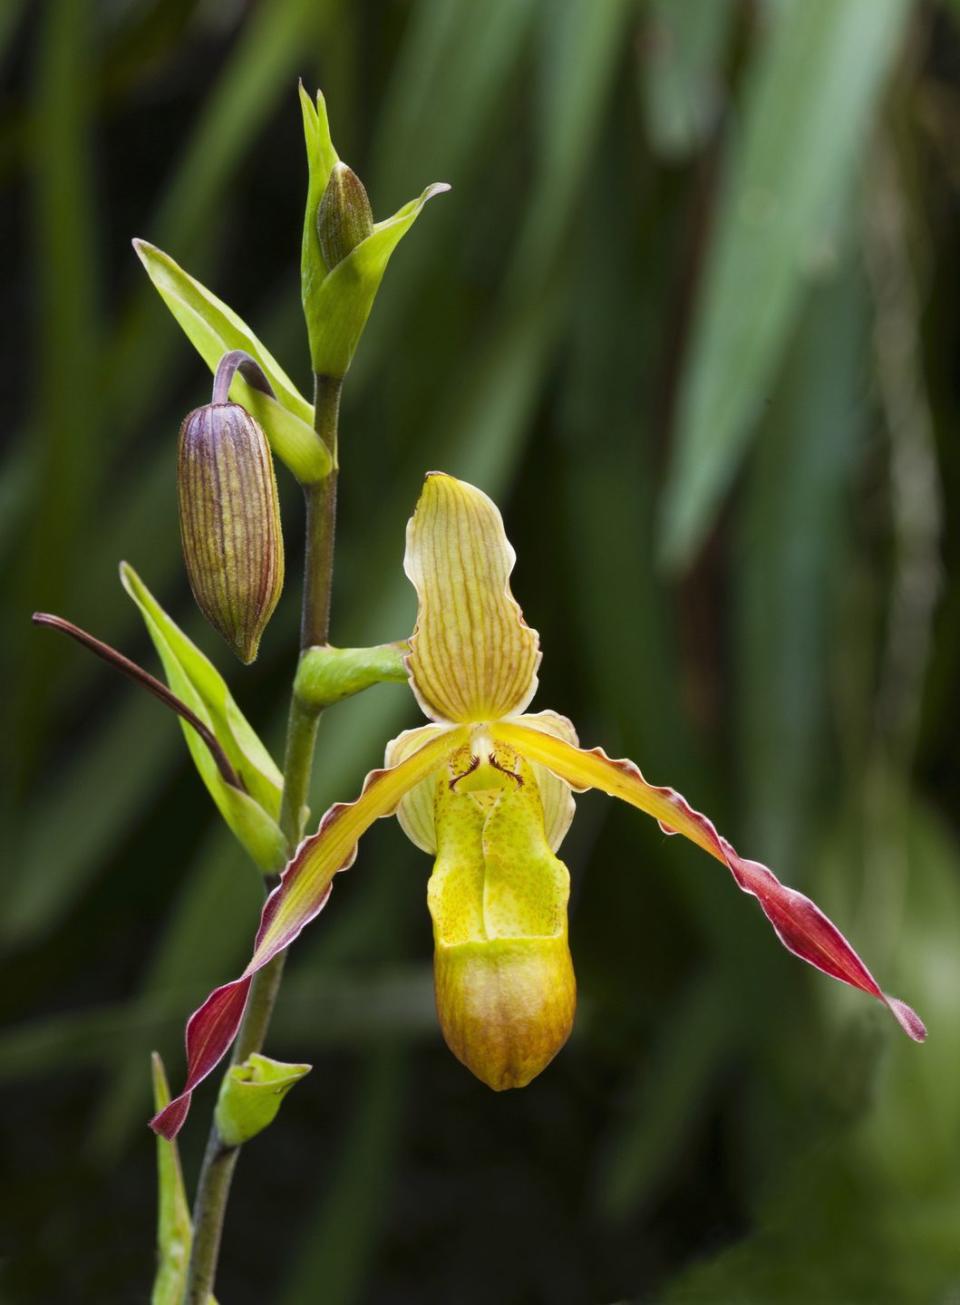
[316, 162, 374, 270]
[177, 402, 284, 664]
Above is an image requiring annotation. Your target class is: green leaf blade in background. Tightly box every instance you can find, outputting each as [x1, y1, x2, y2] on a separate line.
[132, 241, 311, 422]
[736, 238, 868, 879]
[278, 1049, 407, 1305]
[506, 0, 635, 299]
[660, 0, 911, 569]
[640, 0, 735, 162]
[10, 0, 100, 794]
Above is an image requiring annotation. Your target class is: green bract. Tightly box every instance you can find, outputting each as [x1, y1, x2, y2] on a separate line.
[299, 85, 449, 379]
[215, 1054, 312, 1147]
[294, 641, 409, 711]
[121, 562, 287, 872]
[134, 239, 331, 485]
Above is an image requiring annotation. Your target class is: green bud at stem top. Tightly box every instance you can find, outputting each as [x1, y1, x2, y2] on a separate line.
[316, 162, 374, 271]
[178, 401, 284, 664]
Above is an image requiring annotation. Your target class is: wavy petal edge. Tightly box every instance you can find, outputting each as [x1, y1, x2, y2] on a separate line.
[150, 727, 465, 1139]
[495, 722, 926, 1043]
[404, 473, 542, 724]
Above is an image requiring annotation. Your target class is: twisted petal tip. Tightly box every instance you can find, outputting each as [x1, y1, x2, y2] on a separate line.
[150, 1094, 191, 1141]
[885, 995, 926, 1042]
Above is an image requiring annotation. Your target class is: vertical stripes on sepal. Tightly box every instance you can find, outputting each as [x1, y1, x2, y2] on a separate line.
[404, 473, 542, 724]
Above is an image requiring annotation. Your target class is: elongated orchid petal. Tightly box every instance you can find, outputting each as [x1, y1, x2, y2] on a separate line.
[495, 721, 925, 1042]
[151, 727, 465, 1139]
[404, 473, 541, 724]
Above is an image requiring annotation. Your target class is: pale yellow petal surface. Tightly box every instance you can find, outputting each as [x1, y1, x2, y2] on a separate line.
[385, 722, 460, 853]
[404, 473, 541, 723]
[512, 710, 578, 852]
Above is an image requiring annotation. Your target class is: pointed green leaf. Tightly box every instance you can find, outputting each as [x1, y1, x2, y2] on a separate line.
[215, 1053, 312, 1146]
[299, 83, 447, 380]
[660, 0, 910, 568]
[121, 562, 287, 872]
[305, 182, 450, 379]
[121, 563, 283, 809]
[134, 239, 331, 485]
[151, 1052, 195, 1305]
[299, 84, 339, 325]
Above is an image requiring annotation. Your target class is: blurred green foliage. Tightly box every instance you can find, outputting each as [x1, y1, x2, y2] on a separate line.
[2, 1, 959, 1301]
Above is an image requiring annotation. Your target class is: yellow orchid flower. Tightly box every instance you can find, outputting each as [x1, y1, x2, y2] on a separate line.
[152, 474, 924, 1139]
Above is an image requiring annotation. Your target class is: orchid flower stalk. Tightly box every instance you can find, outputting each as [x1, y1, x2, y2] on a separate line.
[153, 473, 924, 1140]
[32, 86, 454, 1301]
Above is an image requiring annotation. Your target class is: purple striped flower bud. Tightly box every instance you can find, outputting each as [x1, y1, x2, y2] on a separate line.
[177, 402, 284, 664]
[316, 162, 374, 271]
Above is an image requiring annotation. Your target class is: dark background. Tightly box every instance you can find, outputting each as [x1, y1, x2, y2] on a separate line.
[3, 1, 960, 1301]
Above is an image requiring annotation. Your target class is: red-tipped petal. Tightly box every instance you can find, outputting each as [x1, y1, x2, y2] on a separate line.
[150, 977, 253, 1140]
[496, 722, 925, 1042]
[728, 857, 925, 1041]
[150, 727, 464, 1139]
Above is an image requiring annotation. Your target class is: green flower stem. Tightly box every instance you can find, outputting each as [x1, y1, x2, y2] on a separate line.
[183, 376, 340, 1305]
[301, 476, 337, 650]
[300, 375, 341, 649]
[277, 695, 323, 840]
